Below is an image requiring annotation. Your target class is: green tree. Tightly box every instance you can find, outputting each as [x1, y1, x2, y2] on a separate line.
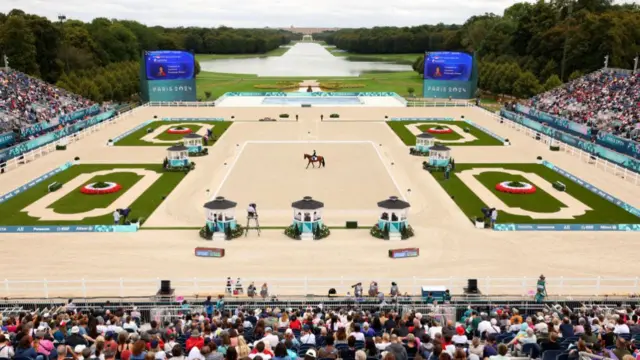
[0, 16, 39, 75]
[543, 74, 563, 91]
[513, 71, 542, 98]
[568, 70, 583, 81]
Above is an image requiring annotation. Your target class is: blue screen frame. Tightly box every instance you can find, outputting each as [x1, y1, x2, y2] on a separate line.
[424, 51, 473, 81]
[145, 50, 195, 81]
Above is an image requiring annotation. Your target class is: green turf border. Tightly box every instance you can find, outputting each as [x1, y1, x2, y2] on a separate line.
[0, 163, 188, 226]
[386, 120, 504, 146]
[430, 163, 640, 225]
[113, 120, 232, 146]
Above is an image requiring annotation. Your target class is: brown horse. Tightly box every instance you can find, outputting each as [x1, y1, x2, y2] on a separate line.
[304, 154, 326, 168]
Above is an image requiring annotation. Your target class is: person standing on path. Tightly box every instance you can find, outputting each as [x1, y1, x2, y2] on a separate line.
[490, 208, 498, 228]
[113, 210, 121, 225]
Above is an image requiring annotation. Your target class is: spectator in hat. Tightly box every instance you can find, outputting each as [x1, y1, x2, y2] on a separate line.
[261, 328, 279, 349]
[304, 349, 317, 360]
[35, 330, 55, 356]
[452, 327, 467, 345]
[67, 326, 89, 348]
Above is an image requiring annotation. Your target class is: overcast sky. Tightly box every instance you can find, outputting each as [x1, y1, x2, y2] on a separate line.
[0, 0, 635, 28]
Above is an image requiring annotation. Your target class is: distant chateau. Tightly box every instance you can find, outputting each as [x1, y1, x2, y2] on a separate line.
[279, 26, 340, 34]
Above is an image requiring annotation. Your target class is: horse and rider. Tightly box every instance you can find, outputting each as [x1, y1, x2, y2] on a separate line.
[304, 150, 325, 168]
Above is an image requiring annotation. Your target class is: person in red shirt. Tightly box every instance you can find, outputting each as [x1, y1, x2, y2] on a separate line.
[289, 316, 301, 331]
[186, 331, 204, 352]
[249, 341, 274, 359]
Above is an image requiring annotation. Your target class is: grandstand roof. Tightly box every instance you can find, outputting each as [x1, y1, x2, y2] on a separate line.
[204, 196, 237, 210]
[377, 196, 410, 210]
[292, 196, 324, 210]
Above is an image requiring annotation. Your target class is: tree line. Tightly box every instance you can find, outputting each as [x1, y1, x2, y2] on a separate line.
[323, 0, 640, 97]
[0, 9, 293, 102]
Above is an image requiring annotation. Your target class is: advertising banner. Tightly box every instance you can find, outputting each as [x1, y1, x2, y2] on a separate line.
[500, 110, 640, 174]
[389, 117, 454, 121]
[494, 224, 640, 231]
[0, 225, 138, 233]
[0, 131, 16, 148]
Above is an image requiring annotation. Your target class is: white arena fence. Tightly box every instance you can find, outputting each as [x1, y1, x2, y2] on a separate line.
[1, 276, 639, 299]
[0, 105, 148, 174]
[406, 99, 473, 107]
[474, 107, 640, 186]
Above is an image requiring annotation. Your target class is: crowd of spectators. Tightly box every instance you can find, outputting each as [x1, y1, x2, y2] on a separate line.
[3, 299, 640, 360]
[0, 69, 94, 133]
[528, 71, 640, 141]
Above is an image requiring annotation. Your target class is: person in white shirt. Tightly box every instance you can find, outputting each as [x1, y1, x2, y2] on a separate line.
[376, 334, 390, 351]
[428, 323, 442, 339]
[113, 210, 121, 225]
[452, 327, 468, 345]
[614, 318, 630, 334]
[261, 328, 280, 349]
[123, 317, 138, 333]
[187, 346, 205, 360]
[477, 317, 492, 336]
[0, 335, 15, 359]
[351, 324, 365, 342]
[165, 334, 178, 353]
[300, 325, 316, 345]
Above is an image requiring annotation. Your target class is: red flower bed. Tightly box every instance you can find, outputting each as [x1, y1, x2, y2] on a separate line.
[166, 128, 193, 134]
[495, 182, 537, 194]
[80, 183, 122, 195]
[427, 127, 453, 134]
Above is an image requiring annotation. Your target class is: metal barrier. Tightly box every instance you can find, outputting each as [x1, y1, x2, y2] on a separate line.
[1, 276, 639, 299]
[0, 105, 145, 174]
[478, 107, 640, 186]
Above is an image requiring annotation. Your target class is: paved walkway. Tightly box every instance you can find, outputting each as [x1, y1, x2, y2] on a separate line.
[406, 123, 477, 144]
[456, 168, 592, 219]
[140, 123, 211, 144]
[23, 168, 161, 221]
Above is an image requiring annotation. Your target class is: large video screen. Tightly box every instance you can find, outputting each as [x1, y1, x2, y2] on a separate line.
[424, 51, 473, 81]
[145, 51, 195, 81]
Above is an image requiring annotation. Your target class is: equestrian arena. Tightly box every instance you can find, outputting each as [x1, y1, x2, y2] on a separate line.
[1, 104, 640, 298]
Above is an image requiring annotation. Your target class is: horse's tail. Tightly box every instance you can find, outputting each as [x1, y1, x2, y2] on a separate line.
[321, 157, 326, 167]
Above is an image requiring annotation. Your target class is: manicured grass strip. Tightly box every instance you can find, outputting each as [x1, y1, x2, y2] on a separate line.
[196, 71, 423, 100]
[430, 163, 640, 224]
[416, 125, 462, 141]
[49, 172, 143, 214]
[115, 121, 232, 146]
[154, 124, 203, 141]
[473, 172, 565, 213]
[387, 121, 504, 146]
[0, 164, 187, 225]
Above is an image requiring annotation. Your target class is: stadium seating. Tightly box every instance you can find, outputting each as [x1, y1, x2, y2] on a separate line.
[528, 71, 640, 142]
[0, 301, 637, 360]
[0, 69, 94, 133]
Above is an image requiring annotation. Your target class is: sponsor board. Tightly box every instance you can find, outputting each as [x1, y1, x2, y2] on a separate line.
[494, 224, 640, 231]
[389, 117, 454, 121]
[0, 225, 138, 233]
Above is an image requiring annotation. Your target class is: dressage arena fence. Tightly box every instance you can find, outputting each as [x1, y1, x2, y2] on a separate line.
[1, 276, 640, 299]
[0, 105, 146, 174]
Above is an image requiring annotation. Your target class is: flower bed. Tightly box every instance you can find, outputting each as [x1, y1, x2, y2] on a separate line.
[166, 127, 193, 134]
[495, 181, 536, 194]
[427, 126, 453, 134]
[80, 181, 122, 195]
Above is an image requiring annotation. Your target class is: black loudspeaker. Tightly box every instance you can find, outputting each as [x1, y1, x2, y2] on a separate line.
[160, 280, 171, 294]
[465, 279, 479, 294]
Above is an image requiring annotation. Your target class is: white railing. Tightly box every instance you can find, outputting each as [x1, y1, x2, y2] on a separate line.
[479, 108, 640, 186]
[0, 105, 147, 174]
[1, 276, 639, 299]
[406, 99, 473, 107]
[148, 101, 216, 107]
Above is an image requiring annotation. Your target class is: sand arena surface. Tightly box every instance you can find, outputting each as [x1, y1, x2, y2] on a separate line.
[1, 106, 640, 297]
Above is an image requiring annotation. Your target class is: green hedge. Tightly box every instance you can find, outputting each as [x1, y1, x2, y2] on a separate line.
[56, 145, 67, 151]
[279, 114, 289, 118]
[48, 182, 62, 192]
[329, 113, 340, 118]
[550, 145, 560, 151]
